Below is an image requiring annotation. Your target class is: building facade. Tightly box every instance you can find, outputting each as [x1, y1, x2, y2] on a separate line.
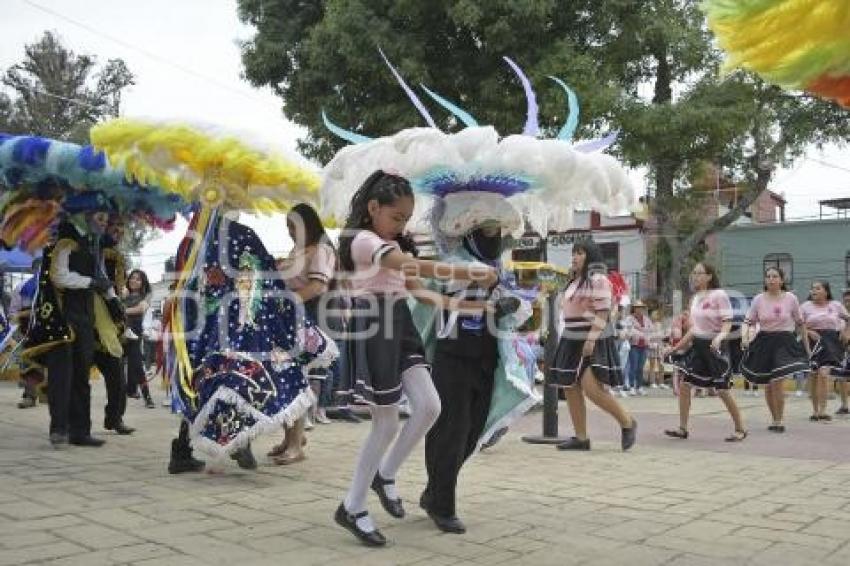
[716, 218, 850, 300]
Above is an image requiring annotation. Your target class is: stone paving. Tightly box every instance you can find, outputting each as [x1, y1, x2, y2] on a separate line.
[2, 380, 850, 565]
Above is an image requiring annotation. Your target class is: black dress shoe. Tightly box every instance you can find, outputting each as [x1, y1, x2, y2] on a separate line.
[371, 473, 405, 518]
[49, 432, 68, 447]
[334, 503, 386, 547]
[428, 513, 467, 534]
[69, 435, 105, 447]
[622, 418, 637, 451]
[105, 420, 135, 435]
[557, 437, 591, 451]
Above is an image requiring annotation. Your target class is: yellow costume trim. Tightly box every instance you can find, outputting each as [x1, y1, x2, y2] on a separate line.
[93, 295, 123, 358]
[90, 119, 321, 213]
[170, 205, 216, 405]
[103, 248, 127, 293]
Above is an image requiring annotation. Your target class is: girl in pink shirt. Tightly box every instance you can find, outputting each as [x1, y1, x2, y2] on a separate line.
[741, 267, 811, 432]
[801, 280, 850, 421]
[333, 170, 497, 547]
[664, 262, 746, 441]
[268, 203, 339, 465]
[549, 239, 636, 452]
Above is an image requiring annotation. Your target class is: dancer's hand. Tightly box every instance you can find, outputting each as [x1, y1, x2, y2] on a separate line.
[711, 335, 723, 353]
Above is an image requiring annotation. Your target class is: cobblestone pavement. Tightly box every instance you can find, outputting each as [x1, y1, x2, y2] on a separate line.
[1, 381, 850, 565]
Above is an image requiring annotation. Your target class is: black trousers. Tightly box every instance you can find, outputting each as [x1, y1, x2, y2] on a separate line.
[424, 350, 495, 518]
[46, 321, 94, 438]
[93, 350, 127, 426]
[125, 339, 149, 398]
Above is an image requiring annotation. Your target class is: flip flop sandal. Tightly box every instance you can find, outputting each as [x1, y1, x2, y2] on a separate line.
[664, 428, 689, 439]
[271, 452, 306, 466]
[267, 443, 287, 458]
[725, 430, 748, 442]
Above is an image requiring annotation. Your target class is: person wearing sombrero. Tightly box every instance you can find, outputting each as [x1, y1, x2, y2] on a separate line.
[23, 191, 125, 447]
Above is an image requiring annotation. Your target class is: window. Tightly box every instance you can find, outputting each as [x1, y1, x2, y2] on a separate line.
[599, 242, 619, 272]
[763, 253, 793, 286]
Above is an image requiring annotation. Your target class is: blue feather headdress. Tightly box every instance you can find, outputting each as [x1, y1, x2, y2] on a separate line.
[0, 133, 188, 224]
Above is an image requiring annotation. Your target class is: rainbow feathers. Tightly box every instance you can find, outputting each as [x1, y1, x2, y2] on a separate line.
[704, 0, 850, 107]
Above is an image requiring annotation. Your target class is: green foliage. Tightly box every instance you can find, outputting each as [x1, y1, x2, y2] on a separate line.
[237, 0, 850, 296]
[0, 31, 135, 144]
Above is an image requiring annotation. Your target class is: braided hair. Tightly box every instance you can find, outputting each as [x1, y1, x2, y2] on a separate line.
[338, 170, 415, 271]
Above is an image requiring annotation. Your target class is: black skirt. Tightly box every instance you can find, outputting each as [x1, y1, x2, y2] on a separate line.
[549, 319, 623, 387]
[340, 294, 429, 406]
[668, 337, 732, 390]
[810, 330, 845, 372]
[741, 331, 810, 385]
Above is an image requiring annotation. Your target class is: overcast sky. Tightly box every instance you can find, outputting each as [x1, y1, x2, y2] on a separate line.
[2, 0, 849, 281]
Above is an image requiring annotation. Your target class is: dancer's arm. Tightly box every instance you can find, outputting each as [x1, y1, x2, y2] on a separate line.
[406, 279, 488, 314]
[381, 249, 497, 287]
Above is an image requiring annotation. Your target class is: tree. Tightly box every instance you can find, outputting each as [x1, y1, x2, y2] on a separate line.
[0, 31, 135, 144]
[237, 0, 850, 299]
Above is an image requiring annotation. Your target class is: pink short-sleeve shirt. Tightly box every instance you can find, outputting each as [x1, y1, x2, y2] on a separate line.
[349, 230, 407, 295]
[560, 274, 612, 322]
[800, 300, 849, 331]
[283, 242, 336, 291]
[745, 292, 803, 332]
[689, 289, 733, 338]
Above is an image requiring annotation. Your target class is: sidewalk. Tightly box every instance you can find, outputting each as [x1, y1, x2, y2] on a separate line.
[1, 381, 849, 565]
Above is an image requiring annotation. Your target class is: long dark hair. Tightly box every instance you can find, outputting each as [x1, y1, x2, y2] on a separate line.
[126, 269, 151, 296]
[568, 238, 606, 291]
[695, 261, 721, 290]
[338, 170, 415, 271]
[288, 203, 333, 250]
[810, 279, 833, 301]
[763, 266, 788, 292]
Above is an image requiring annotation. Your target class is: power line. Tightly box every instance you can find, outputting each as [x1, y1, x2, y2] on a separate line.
[21, 0, 273, 107]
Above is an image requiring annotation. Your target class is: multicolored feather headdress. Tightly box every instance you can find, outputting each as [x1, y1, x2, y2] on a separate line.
[0, 133, 187, 252]
[320, 54, 636, 242]
[703, 0, 850, 107]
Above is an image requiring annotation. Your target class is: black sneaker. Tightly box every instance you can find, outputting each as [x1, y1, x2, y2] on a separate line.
[835, 407, 849, 415]
[557, 437, 591, 451]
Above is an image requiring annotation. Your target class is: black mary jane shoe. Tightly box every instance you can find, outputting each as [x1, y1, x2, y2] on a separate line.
[556, 437, 591, 451]
[768, 424, 786, 433]
[817, 414, 832, 422]
[371, 473, 405, 518]
[334, 503, 387, 547]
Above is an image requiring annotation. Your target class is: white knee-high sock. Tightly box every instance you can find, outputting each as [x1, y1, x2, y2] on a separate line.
[343, 404, 399, 532]
[378, 366, 441, 500]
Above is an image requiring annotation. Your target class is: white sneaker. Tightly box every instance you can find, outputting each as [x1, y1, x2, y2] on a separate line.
[630, 388, 638, 396]
[619, 389, 629, 398]
[639, 388, 648, 396]
[660, 384, 670, 390]
[795, 390, 804, 398]
[753, 391, 760, 397]
[651, 384, 659, 389]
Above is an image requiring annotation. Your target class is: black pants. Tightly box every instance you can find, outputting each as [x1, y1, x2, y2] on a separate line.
[424, 350, 494, 518]
[46, 322, 94, 438]
[125, 339, 149, 399]
[93, 350, 127, 426]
